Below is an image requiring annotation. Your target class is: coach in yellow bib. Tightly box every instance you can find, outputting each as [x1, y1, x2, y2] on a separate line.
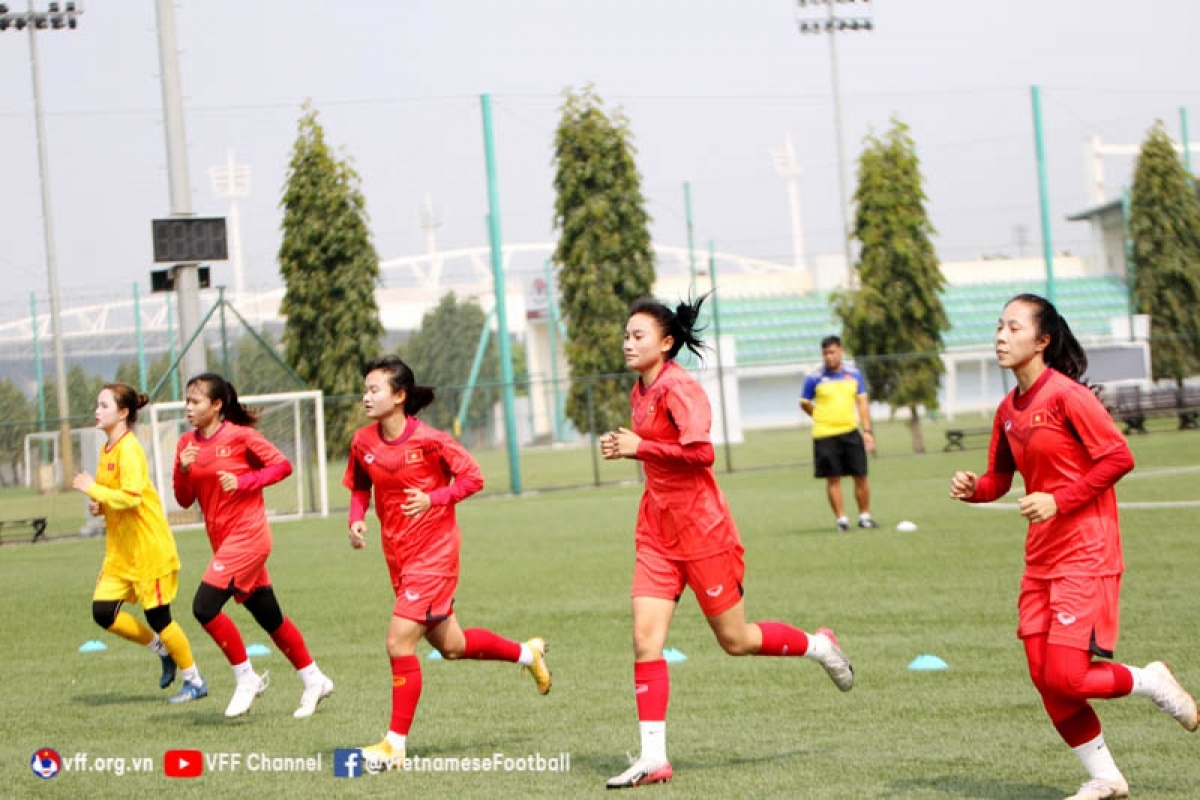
[799, 336, 877, 532]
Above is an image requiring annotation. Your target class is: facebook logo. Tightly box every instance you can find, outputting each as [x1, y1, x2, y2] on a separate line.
[333, 749, 362, 778]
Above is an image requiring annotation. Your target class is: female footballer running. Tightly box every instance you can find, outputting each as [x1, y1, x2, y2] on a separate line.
[601, 295, 855, 789]
[950, 294, 1198, 800]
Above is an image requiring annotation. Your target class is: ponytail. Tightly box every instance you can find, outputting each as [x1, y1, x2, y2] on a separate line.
[628, 292, 711, 361]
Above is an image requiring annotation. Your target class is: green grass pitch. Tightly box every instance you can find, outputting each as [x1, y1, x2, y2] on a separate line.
[2, 423, 1197, 798]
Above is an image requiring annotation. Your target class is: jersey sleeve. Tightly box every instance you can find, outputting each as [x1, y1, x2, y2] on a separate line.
[341, 434, 373, 493]
[964, 415, 1016, 503]
[666, 379, 712, 447]
[236, 429, 294, 493]
[172, 433, 197, 508]
[1051, 387, 1135, 515]
[854, 367, 868, 395]
[426, 433, 484, 506]
[800, 373, 818, 402]
[349, 488, 371, 526]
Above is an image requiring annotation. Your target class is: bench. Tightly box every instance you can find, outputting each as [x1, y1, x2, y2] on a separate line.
[944, 427, 991, 451]
[1106, 384, 1200, 435]
[0, 517, 48, 545]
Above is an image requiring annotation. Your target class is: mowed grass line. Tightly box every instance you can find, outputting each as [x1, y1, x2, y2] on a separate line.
[1, 428, 1197, 798]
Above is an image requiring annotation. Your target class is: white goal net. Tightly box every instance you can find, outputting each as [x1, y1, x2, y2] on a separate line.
[146, 390, 329, 525]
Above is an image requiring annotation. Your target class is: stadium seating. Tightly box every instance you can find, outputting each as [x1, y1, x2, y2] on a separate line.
[698, 276, 1129, 367]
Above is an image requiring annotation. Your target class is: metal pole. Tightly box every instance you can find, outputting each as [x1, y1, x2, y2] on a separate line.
[154, 0, 205, 382]
[544, 258, 564, 442]
[27, 8, 74, 488]
[165, 293, 180, 401]
[1182, 107, 1194, 179]
[709, 242, 733, 474]
[480, 93, 522, 494]
[30, 292, 46, 432]
[684, 181, 697, 297]
[827, 1, 855, 288]
[134, 282, 147, 393]
[219, 286, 230, 377]
[1121, 187, 1135, 328]
[1030, 85, 1056, 305]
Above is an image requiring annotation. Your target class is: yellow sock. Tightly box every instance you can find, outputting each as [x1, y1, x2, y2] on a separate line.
[108, 611, 155, 646]
[157, 621, 197, 671]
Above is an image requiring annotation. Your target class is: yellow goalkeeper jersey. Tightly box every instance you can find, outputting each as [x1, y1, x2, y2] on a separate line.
[87, 431, 181, 582]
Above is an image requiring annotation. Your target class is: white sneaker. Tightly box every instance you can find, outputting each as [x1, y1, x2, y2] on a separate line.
[293, 676, 334, 719]
[604, 755, 673, 789]
[1064, 776, 1129, 800]
[224, 670, 269, 718]
[815, 627, 854, 692]
[1144, 661, 1199, 731]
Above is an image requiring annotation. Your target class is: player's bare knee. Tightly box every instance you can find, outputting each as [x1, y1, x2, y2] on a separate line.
[716, 631, 754, 656]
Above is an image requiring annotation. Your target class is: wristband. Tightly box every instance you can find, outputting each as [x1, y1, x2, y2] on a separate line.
[862, 429, 873, 435]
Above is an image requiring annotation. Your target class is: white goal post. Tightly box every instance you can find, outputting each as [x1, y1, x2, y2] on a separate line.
[147, 389, 329, 523]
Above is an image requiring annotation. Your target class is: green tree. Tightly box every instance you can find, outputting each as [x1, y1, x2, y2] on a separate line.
[278, 101, 384, 450]
[835, 118, 947, 454]
[115, 350, 181, 401]
[231, 329, 301, 396]
[403, 293, 499, 435]
[552, 86, 656, 434]
[43, 364, 106, 426]
[1129, 121, 1200, 384]
[0, 379, 33, 486]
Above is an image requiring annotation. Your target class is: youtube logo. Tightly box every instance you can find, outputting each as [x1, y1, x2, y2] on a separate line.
[164, 749, 203, 778]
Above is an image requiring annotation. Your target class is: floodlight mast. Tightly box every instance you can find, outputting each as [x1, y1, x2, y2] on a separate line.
[2, 1, 84, 489]
[794, 0, 873, 289]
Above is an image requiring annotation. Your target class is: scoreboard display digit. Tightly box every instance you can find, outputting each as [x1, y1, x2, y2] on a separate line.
[151, 217, 229, 263]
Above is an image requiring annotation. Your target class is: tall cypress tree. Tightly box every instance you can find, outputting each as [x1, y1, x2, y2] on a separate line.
[278, 102, 384, 448]
[835, 118, 947, 453]
[1129, 121, 1200, 384]
[552, 86, 655, 435]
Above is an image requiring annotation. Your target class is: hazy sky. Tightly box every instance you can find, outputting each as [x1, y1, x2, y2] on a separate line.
[2, 0, 1197, 323]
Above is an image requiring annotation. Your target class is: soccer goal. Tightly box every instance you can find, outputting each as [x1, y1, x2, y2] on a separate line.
[23, 428, 107, 490]
[146, 390, 329, 525]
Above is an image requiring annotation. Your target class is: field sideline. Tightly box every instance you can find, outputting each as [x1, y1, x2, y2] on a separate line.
[2, 424, 1197, 798]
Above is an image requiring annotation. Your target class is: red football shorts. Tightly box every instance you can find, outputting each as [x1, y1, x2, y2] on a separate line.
[1017, 573, 1122, 657]
[201, 543, 271, 602]
[632, 545, 746, 618]
[391, 572, 457, 625]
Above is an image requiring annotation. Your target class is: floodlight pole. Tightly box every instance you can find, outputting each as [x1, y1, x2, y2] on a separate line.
[3, 1, 86, 489]
[827, 4, 854, 287]
[795, 0, 872, 289]
[155, 0, 205, 383]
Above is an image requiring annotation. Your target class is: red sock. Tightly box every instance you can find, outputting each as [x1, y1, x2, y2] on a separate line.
[269, 618, 314, 670]
[756, 621, 810, 657]
[634, 659, 670, 721]
[460, 628, 521, 662]
[390, 655, 422, 736]
[203, 612, 248, 665]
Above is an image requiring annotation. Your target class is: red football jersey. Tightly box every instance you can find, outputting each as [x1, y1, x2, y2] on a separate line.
[966, 368, 1134, 579]
[629, 361, 742, 560]
[343, 416, 483, 576]
[173, 422, 292, 554]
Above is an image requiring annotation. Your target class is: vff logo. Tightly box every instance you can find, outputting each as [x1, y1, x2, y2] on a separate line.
[333, 748, 362, 778]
